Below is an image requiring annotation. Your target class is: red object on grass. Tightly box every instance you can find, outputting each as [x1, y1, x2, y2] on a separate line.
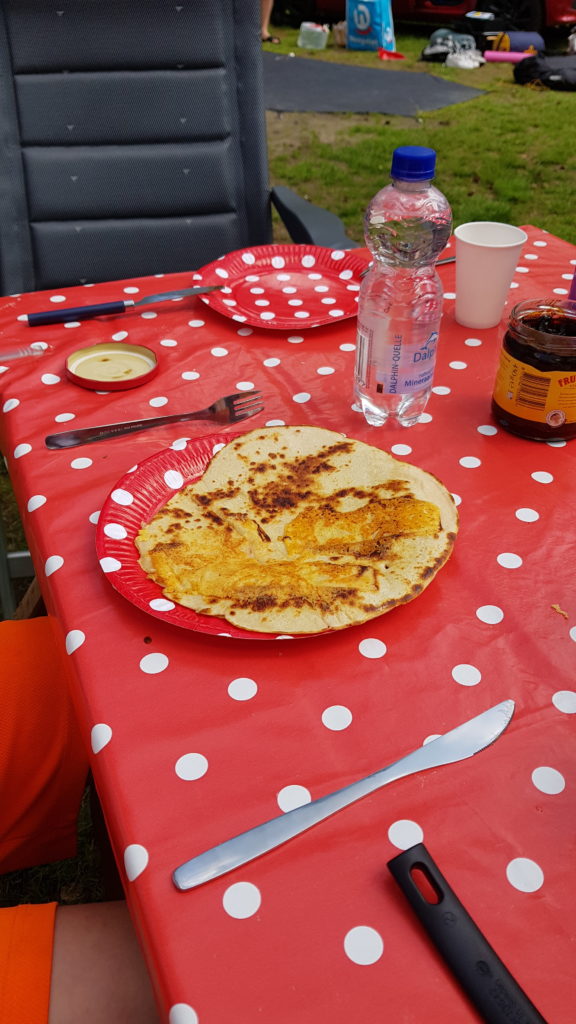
[378, 47, 405, 60]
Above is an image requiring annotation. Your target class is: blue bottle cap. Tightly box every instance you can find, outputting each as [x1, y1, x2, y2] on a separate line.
[390, 146, 436, 182]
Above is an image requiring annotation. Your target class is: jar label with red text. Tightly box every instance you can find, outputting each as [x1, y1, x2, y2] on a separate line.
[492, 349, 576, 426]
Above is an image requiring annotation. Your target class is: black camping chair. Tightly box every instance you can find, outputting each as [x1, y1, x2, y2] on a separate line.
[0, 0, 356, 296]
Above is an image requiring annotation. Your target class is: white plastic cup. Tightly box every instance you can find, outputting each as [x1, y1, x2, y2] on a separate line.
[454, 221, 528, 329]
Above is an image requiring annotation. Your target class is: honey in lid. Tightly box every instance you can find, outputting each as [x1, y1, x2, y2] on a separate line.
[65, 342, 158, 390]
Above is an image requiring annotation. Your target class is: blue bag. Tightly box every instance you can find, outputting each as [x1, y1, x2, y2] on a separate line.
[346, 0, 395, 52]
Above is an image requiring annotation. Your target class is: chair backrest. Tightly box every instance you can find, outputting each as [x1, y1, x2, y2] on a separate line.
[0, 0, 272, 294]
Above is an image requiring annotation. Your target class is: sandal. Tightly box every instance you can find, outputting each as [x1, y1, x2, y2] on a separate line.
[262, 34, 281, 44]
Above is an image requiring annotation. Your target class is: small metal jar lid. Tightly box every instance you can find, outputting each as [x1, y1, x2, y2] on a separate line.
[65, 343, 158, 390]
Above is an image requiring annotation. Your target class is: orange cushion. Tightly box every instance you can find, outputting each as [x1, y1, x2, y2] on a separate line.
[0, 902, 57, 1024]
[0, 618, 89, 873]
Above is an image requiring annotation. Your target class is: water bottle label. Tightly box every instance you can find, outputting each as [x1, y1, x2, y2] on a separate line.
[357, 319, 438, 394]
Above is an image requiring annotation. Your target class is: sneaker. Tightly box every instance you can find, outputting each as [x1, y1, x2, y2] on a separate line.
[445, 52, 481, 68]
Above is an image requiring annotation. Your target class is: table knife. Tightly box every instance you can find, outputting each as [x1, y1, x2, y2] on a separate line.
[26, 284, 222, 326]
[388, 843, 547, 1024]
[173, 699, 514, 892]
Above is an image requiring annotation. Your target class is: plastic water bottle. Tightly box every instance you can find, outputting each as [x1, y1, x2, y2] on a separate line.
[354, 146, 452, 427]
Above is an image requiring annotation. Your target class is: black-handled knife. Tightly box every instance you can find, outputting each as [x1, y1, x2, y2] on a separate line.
[26, 284, 222, 326]
[387, 843, 547, 1024]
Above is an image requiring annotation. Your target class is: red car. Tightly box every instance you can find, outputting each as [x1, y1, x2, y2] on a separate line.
[313, 0, 576, 33]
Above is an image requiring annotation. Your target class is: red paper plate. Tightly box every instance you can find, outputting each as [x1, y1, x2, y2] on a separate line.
[96, 432, 312, 639]
[194, 244, 368, 330]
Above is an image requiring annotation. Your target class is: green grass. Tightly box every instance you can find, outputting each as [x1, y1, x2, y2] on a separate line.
[1, 461, 26, 549]
[265, 26, 576, 245]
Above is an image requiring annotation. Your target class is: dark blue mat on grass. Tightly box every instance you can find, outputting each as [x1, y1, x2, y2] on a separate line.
[263, 53, 483, 115]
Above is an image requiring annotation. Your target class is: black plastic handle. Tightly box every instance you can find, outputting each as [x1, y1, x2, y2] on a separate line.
[27, 301, 128, 326]
[387, 844, 547, 1024]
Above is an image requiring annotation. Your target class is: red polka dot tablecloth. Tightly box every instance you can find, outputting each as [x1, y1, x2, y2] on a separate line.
[1, 228, 575, 1023]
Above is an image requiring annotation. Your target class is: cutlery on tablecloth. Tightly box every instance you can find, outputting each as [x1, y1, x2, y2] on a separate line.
[26, 285, 223, 326]
[44, 391, 264, 449]
[360, 255, 455, 278]
[0, 344, 49, 361]
[172, 699, 515, 892]
[388, 843, 547, 1024]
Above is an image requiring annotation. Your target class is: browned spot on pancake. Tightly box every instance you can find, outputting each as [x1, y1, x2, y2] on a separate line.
[239, 442, 357, 518]
[384, 479, 412, 493]
[194, 485, 240, 506]
[163, 506, 189, 520]
[204, 511, 223, 525]
[248, 485, 314, 513]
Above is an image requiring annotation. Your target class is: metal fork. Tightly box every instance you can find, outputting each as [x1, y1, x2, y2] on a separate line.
[44, 391, 264, 449]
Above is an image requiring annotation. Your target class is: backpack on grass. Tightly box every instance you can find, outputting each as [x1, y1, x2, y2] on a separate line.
[514, 54, 576, 90]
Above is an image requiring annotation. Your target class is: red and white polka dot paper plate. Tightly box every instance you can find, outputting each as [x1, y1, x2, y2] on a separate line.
[195, 244, 368, 329]
[96, 431, 273, 638]
[96, 430, 324, 640]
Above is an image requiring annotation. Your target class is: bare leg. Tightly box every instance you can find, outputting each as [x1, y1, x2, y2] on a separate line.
[49, 902, 159, 1024]
[261, 0, 280, 42]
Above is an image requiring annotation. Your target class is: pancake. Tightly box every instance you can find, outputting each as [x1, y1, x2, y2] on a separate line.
[136, 425, 458, 634]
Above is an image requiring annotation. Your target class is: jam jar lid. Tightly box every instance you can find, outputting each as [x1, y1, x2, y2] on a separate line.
[65, 342, 158, 390]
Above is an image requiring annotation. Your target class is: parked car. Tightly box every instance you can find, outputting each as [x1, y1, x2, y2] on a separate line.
[311, 0, 576, 33]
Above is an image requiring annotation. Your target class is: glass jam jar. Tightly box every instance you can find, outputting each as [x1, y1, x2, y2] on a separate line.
[491, 298, 576, 441]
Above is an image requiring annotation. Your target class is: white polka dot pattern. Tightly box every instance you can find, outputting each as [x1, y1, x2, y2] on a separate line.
[175, 753, 208, 780]
[358, 638, 386, 659]
[506, 858, 544, 893]
[531, 766, 565, 794]
[344, 926, 384, 965]
[277, 785, 312, 812]
[140, 652, 169, 674]
[65, 629, 86, 654]
[223, 882, 261, 918]
[169, 1006, 199, 1024]
[91, 723, 112, 753]
[228, 677, 258, 701]
[452, 664, 481, 686]
[27, 494, 46, 511]
[388, 819, 424, 849]
[124, 844, 149, 881]
[322, 706, 352, 730]
[1, 229, 574, 1024]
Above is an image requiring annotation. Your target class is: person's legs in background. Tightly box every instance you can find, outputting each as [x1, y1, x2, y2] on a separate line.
[50, 901, 158, 1024]
[1, 900, 159, 1024]
[261, 0, 280, 43]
